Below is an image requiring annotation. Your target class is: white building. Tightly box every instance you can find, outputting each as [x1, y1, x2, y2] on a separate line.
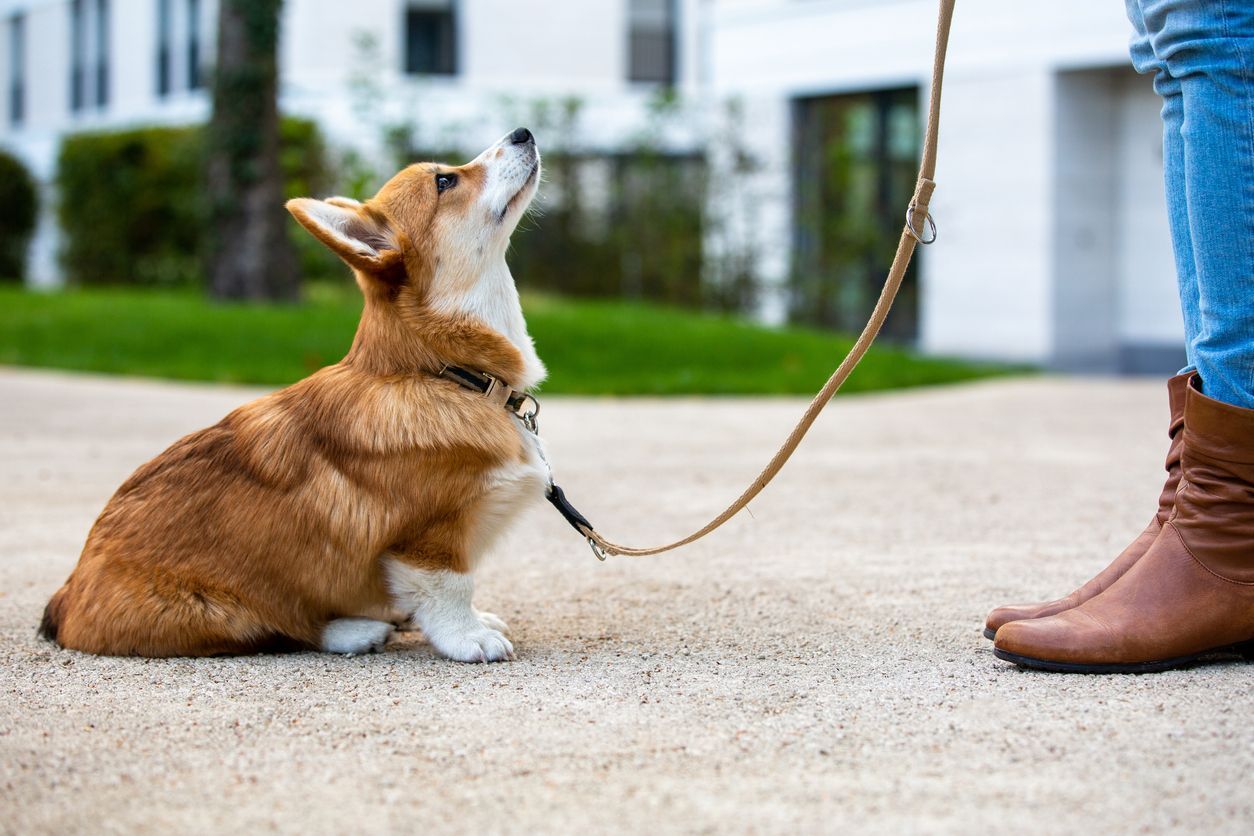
[0, 0, 1184, 372]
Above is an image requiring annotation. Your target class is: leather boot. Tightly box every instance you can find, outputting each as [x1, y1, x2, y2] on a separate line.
[982, 373, 1189, 639]
[993, 377, 1254, 672]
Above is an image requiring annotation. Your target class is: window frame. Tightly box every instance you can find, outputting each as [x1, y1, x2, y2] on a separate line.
[186, 0, 202, 90]
[156, 0, 172, 97]
[95, 0, 110, 108]
[403, 1, 459, 77]
[627, 0, 678, 86]
[8, 13, 24, 127]
[70, 0, 86, 111]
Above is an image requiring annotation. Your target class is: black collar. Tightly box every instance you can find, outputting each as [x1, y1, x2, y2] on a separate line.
[438, 365, 539, 429]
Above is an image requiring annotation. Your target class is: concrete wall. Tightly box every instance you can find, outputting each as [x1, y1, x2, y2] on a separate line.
[1053, 69, 1121, 371]
[1051, 67, 1184, 372]
[1112, 69, 1185, 369]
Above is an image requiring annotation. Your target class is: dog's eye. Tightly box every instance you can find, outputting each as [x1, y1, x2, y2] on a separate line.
[435, 173, 457, 193]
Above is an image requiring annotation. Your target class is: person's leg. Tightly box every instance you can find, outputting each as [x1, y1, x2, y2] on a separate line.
[980, 0, 1198, 640]
[990, 2, 1254, 670]
[1145, 0, 1254, 406]
[1127, 0, 1203, 367]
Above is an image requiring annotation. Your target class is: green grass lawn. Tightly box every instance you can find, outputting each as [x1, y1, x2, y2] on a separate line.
[0, 285, 1019, 395]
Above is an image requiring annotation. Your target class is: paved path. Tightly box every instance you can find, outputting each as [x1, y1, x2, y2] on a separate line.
[0, 369, 1249, 834]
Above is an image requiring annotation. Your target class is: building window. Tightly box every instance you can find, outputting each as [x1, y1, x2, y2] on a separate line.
[157, 0, 207, 99]
[186, 0, 202, 90]
[95, 0, 110, 107]
[156, 0, 172, 96]
[70, 0, 109, 112]
[627, 0, 676, 85]
[8, 14, 24, 127]
[70, 0, 86, 110]
[404, 1, 457, 76]
[792, 88, 921, 340]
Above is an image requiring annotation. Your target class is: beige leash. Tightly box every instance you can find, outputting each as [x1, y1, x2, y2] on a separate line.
[567, 0, 958, 559]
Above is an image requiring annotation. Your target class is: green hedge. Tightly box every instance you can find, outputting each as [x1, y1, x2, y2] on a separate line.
[55, 118, 332, 287]
[0, 149, 38, 282]
[505, 152, 709, 308]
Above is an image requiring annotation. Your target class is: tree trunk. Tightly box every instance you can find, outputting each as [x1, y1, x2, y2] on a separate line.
[205, 0, 299, 301]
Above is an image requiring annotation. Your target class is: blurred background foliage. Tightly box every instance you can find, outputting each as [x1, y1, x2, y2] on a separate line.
[33, 22, 915, 338]
[0, 52, 1011, 395]
[0, 148, 38, 282]
[484, 94, 715, 309]
[55, 117, 333, 289]
[46, 90, 759, 316]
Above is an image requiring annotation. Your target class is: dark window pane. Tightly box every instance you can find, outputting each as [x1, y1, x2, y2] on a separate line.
[628, 0, 675, 84]
[629, 31, 673, 83]
[404, 6, 457, 75]
[95, 0, 110, 107]
[187, 0, 201, 89]
[157, 48, 170, 95]
[70, 0, 85, 111]
[9, 14, 23, 126]
[156, 0, 171, 96]
[791, 88, 921, 340]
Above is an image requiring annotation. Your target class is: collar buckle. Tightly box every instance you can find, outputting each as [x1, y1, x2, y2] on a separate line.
[439, 364, 539, 430]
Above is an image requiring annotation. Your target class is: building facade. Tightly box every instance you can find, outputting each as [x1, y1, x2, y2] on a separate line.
[706, 0, 1182, 371]
[0, 0, 1184, 371]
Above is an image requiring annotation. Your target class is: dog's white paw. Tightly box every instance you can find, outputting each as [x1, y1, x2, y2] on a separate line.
[475, 610, 510, 635]
[431, 627, 515, 663]
[320, 618, 394, 655]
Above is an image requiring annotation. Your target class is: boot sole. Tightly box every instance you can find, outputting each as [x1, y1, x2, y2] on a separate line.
[982, 627, 996, 641]
[993, 641, 1254, 674]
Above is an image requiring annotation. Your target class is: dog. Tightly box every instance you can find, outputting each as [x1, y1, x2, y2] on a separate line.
[39, 128, 549, 661]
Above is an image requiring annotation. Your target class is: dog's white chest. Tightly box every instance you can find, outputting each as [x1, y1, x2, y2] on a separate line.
[465, 425, 550, 565]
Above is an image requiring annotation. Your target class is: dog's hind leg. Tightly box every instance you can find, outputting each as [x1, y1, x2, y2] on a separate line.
[320, 618, 394, 655]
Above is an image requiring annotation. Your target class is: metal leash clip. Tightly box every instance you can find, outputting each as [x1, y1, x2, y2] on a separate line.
[512, 392, 541, 433]
[586, 536, 609, 562]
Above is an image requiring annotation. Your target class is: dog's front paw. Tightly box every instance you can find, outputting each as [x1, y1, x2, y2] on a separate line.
[475, 610, 510, 636]
[431, 627, 515, 663]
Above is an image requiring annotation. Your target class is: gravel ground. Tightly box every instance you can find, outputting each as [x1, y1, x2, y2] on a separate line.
[1, 368, 1250, 835]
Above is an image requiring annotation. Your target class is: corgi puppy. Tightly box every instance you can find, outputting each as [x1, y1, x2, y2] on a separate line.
[40, 128, 549, 661]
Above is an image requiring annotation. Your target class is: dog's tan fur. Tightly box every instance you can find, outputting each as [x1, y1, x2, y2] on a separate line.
[42, 133, 546, 658]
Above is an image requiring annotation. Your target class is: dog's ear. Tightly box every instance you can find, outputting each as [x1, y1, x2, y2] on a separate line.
[286, 197, 402, 274]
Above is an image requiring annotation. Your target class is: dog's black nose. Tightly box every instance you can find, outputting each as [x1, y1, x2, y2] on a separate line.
[510, 127, 533, 145]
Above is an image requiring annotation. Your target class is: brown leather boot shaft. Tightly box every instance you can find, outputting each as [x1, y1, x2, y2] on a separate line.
[993, 375, 1254, 670]
[1170, 378, 1254, 582]
[1154, 372, 1189, 523]
[983, 373, 1189, 636]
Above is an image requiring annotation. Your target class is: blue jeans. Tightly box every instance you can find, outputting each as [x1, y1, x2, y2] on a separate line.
[1125, 0, 1254, 409]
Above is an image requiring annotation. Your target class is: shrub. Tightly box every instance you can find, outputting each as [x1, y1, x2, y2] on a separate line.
[392, 93, 722, 312]
[278, 117, 341, 281]
[0, 149, 39, 282]
[57, 126, 204, 287]
[506, 151, 709, 308]
[55, 118, 330, 287]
